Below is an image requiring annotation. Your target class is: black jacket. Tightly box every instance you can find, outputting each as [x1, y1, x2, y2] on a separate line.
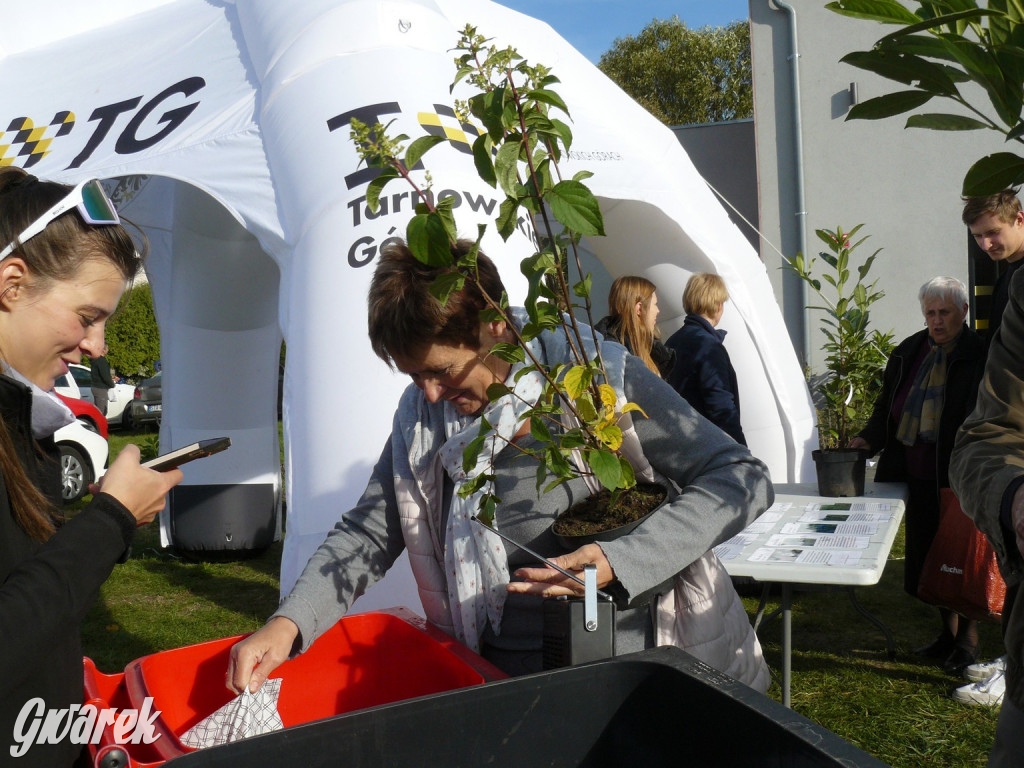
[594, 315, 676, 380]
[90, 356, 116, 390]
[0, 375, 135, 767]
[664, 315, 746, 446]
[857, 325, 985, 488]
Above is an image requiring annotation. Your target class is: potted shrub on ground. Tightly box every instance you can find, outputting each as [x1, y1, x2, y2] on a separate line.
[349, 26, 665, 536]
[787, 225, 894, 495]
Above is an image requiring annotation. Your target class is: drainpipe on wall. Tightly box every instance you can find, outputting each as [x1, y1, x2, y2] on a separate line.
[770, 0, 810, 365]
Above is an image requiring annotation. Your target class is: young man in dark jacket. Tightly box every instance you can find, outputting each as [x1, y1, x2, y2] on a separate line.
[952, 268, 1024, 763]
[665, 273, 746, 445]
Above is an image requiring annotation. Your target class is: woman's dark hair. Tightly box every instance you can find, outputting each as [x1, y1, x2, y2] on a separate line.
[0, 168, 142, 285]
[0, 168, 144, 540]
[367, 239, 506, 367]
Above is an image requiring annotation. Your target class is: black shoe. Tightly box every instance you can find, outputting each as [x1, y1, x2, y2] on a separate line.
[913, 635, 956, 661]
[943, 646, 979, 677]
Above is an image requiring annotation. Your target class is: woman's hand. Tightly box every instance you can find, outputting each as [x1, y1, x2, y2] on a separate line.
[90, 444, 182, 526]
[847, 436, 870, 451]
[227, 616, 298, 694]
[506, 543, 614, 598]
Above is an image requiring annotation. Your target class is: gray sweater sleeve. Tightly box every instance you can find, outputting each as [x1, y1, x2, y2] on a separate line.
[599, 356, 773, 606]
[273, 439, 406, 652]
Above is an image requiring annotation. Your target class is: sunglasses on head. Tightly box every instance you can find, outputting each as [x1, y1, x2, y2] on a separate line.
[0, 178, 120, 261]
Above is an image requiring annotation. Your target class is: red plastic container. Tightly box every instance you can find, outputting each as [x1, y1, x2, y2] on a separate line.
[82, 607, 505, 767]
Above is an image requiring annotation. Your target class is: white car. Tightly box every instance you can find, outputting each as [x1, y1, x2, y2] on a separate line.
[54, 363, 135, 429]
[54, 419, 109, 503]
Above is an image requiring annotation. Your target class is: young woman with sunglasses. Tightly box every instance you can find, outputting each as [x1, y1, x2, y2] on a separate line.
[0, 168, 182, 767]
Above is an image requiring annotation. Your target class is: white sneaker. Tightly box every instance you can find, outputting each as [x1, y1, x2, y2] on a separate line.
[953, 669, 1006, 707]
[964, 655, 1007, 683]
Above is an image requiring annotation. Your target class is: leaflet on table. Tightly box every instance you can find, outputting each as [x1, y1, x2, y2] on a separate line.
[780, 522, 878, 536]
[765, 534, 870, 549]
[801, 501, 895, 514]
[798, 510, 891, 524]
[739, 508, 785, 535]
[748, 547, 863, 566]
[713, 532, 760, 561]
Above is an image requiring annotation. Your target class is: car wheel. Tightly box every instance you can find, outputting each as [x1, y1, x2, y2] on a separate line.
[60, 445, 93, 503]
[122, 407, 135, 431]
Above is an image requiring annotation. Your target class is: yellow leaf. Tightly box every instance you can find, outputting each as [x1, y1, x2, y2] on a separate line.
[595, 421, 623, 451]
[599, 384, 617, 423]
[621, 402, 648, 419]
[563, 365, 589, 401]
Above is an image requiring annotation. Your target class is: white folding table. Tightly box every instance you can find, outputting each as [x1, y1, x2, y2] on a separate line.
[720, 481, 908, 707]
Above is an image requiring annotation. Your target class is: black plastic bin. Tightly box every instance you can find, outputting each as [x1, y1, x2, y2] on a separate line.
[163, 646, 888, 767]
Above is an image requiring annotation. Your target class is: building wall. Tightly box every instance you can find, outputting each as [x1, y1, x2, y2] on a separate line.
[673, 119, 759, 252]
[749, 0, 1006, 370]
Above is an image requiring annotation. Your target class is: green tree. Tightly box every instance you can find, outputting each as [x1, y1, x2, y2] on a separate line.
[830, 0, 1024, 194]
[105, 281, 160, 381]
[598, 18, 752, 126]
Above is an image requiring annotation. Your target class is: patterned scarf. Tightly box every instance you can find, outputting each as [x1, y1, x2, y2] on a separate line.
[2, 365, 74, 438]
[393, 308, 626, 651]
[896, 335, 957, 446]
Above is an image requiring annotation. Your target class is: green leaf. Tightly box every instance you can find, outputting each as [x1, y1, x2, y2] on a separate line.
[575, 393, 599, 423]
[878, 8, 996, 41]
[479, 494, 497, 527]
[551, 118, 573, 152]
[365, 167, 399, 214]
[486, 382, 512, 400]
[530, 415, 553, 444]
[496, 197, 520, 241]
[548, 180, 605, 236]
[905, 113, 989, 130]
[491, 342, 525, 365]
[435, 195, 458, 244]
[458, 472, 488, 496]
[528, 88, 570, 115]
[847, 90, 935, 120]
[495, 140, 522, 197]
[472, 134, 497, 188]
[826, 0, 922, 25]
[428, 271, 465, 306]
[962, 152, 1024, 195]
[586, 449, 623, 490]
[406, 213, 453, 267]
[840, 50, 957, 96]
[618, 457, 636, 489]
[404, 135, 446, 170]
[572, 274, 593, 299]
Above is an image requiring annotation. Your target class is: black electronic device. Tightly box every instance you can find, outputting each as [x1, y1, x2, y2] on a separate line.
[142, 437, 232, 471]
[470, 516, 616, 669]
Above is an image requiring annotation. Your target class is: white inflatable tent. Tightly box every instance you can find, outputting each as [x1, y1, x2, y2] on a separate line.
[1, 0, 816, 607]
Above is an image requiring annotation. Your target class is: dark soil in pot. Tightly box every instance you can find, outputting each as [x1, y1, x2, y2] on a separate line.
[552, 482, 668, 546]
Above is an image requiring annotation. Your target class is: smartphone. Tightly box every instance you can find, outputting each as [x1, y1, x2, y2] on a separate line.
[142, 437, 232, 471]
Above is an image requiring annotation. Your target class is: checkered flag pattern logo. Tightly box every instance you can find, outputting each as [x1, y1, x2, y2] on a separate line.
[0, 111, 75, 168]
[417, 105, 480, 156]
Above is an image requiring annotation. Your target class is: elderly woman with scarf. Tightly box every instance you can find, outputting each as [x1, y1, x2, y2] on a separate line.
[228, 240, 771, 692]
[850, 276, 985, 676]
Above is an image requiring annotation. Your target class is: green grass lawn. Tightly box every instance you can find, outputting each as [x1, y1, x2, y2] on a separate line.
[80, 431, 1002, 767]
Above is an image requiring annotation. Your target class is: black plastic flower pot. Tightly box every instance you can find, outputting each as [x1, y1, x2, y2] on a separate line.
[811, 449, 867, 497]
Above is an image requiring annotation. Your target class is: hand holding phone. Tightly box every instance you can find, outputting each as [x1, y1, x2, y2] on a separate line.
[143, 437, 232, 471]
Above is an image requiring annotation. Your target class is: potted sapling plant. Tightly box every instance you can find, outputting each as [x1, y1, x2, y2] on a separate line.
[787, 224, 894, 495]
[348, 26, 668, 540]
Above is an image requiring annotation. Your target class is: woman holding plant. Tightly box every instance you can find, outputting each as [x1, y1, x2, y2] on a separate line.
[849, 277, 985, 675]
[228, 241, 771, 690]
